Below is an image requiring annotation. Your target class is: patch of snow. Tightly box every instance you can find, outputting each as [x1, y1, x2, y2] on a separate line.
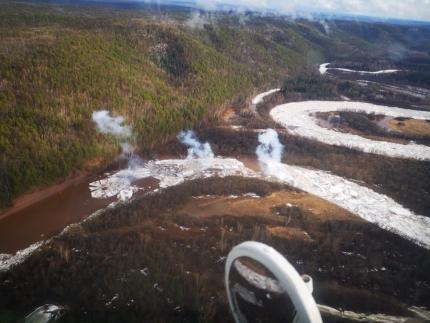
[231, 125, 244, 130]
[243, 193, 260, 198]
[105, 293, 119, 306]
[270, 101, 430, 160]
[192, 194, 215, 199]
[252, 88, 280, 105]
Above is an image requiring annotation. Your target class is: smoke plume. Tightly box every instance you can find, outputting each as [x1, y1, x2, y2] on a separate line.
[191, 0, 430, 21]
[92, 110, 145, 194]
[320, 20, 330, 35]
[256, 129, 293, 183]
[92, 110, 132, 138]
[178, 130, 215, 159]
[256, 128, 283, 162]
[92, 110, 142, 166]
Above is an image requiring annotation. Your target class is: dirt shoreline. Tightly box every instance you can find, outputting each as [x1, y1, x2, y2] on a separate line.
[0, 172, 92, 221]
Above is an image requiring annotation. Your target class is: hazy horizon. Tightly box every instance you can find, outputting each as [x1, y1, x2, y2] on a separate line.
[79, 0, 430, 22]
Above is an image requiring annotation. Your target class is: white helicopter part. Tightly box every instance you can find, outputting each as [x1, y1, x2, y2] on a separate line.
[225, 241, 322, 323]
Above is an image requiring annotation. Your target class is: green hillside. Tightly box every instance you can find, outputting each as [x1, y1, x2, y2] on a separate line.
[0, 2, 303, 208]
[1, 1, 429, 208]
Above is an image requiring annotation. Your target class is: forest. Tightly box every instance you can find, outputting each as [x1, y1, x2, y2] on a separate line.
[1, 176, 429, 322]
[0, 1, 300, 208]
[1, 0, 430, 211]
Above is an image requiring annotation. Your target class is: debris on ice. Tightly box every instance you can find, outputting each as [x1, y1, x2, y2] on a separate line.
[89, 157, 257, 202]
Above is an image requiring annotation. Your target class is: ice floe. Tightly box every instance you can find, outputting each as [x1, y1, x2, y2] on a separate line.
[270, 162, 430, 249]
[89, 157, 257, 202]
[319, 63, 400, 75]
[252, 88, 280, 105]
[255, 128, 430, 249]
[270, 100, 430, 160]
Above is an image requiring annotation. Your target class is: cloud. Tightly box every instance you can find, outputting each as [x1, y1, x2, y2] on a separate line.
[195, 0, 217, 11]
[190, 0, 430, 21]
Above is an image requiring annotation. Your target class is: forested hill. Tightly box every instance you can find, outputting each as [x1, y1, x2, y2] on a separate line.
[1, 0, 429, 208]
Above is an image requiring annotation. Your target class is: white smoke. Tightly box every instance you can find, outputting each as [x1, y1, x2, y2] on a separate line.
[192, 0, 430, 21]
[178, 130, 215, 159]
[256, 129, 294, 183]
[92, 110, 132, 138]
[256, 129, 283, 163]
[91, 110, 144, 200]
[92, 110, 142, 166]
[320, 20, 330, 34]
[127, 153, 145, 170]
[185, 11, 251, 30]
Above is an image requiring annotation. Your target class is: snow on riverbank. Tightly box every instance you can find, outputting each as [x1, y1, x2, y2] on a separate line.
[319, 63, 399, 75]
[270, 100, 430, 160]
[255, 128, 430, 249]
[90, 157, 257, 202]
[0, 241, 45, 272]
[252, 88, 280, 105]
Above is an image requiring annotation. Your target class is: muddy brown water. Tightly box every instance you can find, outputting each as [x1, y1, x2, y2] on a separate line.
[0, 178, 114, 254]
[0, 175, 158, 254]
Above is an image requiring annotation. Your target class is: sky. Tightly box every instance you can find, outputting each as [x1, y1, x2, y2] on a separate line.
[190, 0, 430, 21]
